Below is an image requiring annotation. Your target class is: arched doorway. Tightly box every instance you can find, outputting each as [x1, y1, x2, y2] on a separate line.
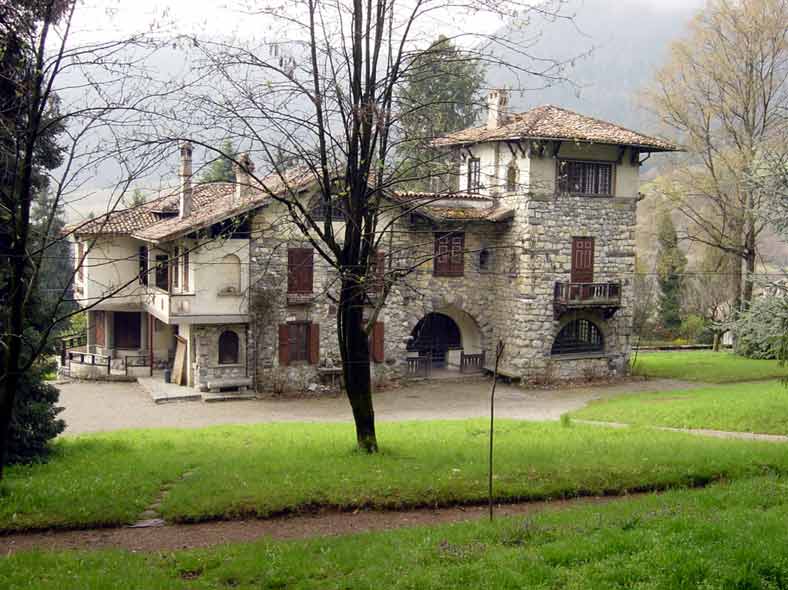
[408, 313, 461, 368]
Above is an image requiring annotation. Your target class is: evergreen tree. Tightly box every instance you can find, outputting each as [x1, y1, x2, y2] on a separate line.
[398, 36, 485, 191]
[656, 211, 687, 333]
[125, 188, 146, 208]
[199, 139, 237, 183]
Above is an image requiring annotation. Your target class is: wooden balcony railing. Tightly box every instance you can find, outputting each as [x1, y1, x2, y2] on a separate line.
[406, 355, 432, 378]
[554, 281, 622, 318]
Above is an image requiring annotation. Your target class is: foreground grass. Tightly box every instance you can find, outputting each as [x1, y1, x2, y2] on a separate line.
[5, 476, 788, 589]
[3, 420, 788, 532]
[573, 380, 788, 435]
[632, 350, 788, 383]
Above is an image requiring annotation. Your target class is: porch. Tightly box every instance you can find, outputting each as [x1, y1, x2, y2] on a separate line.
[405, 309, 487, 378]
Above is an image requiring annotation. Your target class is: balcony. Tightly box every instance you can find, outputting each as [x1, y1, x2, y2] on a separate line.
[554, 281, 622, 319]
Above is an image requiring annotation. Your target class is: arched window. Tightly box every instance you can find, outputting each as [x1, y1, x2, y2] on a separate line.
[218, 330, 240, 364]
[220, 254, 241, 294]
[506, 161, 518, 192]
[551, 319, 604, 355]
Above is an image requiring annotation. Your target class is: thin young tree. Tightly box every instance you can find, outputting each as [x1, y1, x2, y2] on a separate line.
[645, 0, 788, 311]
[172, 0, 573, 451]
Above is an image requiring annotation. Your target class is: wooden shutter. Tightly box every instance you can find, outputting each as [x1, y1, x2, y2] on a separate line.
[434, 234, 450, 276]
[450, 234, 465, 276]
[571, 237, 595, 283]
[278, 324, 289, 366]
[183, 250, 189, 291]
[288, 248, 314, 293]
[94, 310, 105, 346]
[370, 250, 385, 293]
[308, 323, 320, 365]
[371, 322, 384, 363]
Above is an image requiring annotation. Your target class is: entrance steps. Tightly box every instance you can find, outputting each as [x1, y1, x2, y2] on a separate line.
[203, 391, 258, 403]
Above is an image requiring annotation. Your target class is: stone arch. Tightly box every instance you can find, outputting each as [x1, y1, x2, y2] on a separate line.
[551, 313, 607, 356]
[218, 329, 240, 364]
[406, 303, 486, 368]
[219, 254, 241, 293]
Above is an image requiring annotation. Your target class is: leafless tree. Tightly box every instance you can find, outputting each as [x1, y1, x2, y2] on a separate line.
[645, 0, 788, 311]
[156, 0, 576, 451]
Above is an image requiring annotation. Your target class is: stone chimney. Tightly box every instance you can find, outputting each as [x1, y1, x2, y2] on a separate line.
[178, 141, 193, 219]
[486, 89, 509, 130]
[233, 153, 255, 205]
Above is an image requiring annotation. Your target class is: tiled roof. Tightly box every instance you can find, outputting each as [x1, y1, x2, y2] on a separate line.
[389, 192, 514, 222]
[69, 167, 316, 243]
[433, 105, 677, 152]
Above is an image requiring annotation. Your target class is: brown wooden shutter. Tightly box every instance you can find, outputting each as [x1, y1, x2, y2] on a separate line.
[371, 322, 384, 363]
[308, 322, 320, 365]
[571, 237, 595, 283]
[288, 248, 314, 293]
[434, 234, 450, 276]
[278, 324, 289, 366]
[450, 234, 465, 276]
[371, 250, 385, 292]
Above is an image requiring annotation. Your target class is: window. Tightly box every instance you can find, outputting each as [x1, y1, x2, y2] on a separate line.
[557, 160, 613, 196]
[551, 319, 604, 355]
[478, 248, 491, 271]
[434, 232, 465, 277]
[287, 248, 314, 294]
[138, 246, 148, 285]
[183, 250, 190, 291]
[467, 157, 481, 192]
[278, 322, 319, 365]
[506, 162, 518, 192]
[218, 330, 240, 364]
[311, 197, 347, 221]
[155, 254, 169, 290]
[172, 248, 180, 288]
[220, 254, 241, 294]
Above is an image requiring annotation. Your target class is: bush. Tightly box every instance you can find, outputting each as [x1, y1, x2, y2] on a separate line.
[6, 360, 65, 464]
[679, 314, 707, 342]
[732, 296, 788, 360]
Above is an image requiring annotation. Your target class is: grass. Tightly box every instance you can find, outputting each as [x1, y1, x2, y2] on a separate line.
[5, 476, 788, 588]
[573, 380, 788, 435]
[631, 350, 788, 383]
[4, 420, 788, 532]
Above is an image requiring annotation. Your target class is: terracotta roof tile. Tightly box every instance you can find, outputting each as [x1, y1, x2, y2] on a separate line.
[433, 105, 677, 151]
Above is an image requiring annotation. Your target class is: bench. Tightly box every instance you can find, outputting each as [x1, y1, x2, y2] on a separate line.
[206, 376, 253, 393]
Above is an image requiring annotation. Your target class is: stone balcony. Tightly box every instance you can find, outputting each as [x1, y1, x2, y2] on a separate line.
[553, 281, 622, 319]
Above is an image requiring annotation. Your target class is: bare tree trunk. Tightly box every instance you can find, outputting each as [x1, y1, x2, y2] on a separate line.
[742, 227, 757, 308]
[339, 276, 377, 452]
[712, 332, 721, 352]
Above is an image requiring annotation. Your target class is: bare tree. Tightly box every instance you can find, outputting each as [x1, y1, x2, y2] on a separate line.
[645, 0, 788, 311]
[164, 0, 574, 451]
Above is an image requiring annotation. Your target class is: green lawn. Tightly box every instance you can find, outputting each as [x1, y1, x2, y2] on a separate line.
[5, 476, 788, 589]
[632, 350, 788, 383]
[573, 380, 788, 435]
[4, 420, 788, 533]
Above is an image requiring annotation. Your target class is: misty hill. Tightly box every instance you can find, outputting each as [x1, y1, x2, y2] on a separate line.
[487, 0, 704, 132]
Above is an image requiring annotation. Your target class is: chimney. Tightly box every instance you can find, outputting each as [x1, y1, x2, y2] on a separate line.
[486, 89, 509, 130]
[233, 153, 255, 205]
[179, 141, 193, 218]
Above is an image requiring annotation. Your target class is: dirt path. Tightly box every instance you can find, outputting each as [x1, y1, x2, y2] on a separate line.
[575, 419, 788, 442]
[0, 495, 625, 555]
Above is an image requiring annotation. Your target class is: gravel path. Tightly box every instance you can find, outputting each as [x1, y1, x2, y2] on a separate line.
[56, 377, 700, 435]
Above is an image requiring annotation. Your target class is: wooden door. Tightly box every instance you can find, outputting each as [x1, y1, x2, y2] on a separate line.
[571, 237, 594, 283]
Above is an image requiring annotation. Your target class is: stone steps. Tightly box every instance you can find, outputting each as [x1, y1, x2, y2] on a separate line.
[203, 391, 258, 403]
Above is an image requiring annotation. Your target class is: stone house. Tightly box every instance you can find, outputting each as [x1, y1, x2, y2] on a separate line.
[68, 90, 675, 392]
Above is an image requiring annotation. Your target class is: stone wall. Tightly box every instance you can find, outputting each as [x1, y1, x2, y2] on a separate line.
[246, 159, 638, 392]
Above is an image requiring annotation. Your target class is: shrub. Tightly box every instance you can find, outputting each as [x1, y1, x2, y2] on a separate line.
[6, 360, 65, 464]
[679, 314, 708, 343]
[732, 296, 788, 360]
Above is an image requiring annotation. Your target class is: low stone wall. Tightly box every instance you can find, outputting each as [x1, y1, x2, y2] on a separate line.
[544, 354, 626, 383]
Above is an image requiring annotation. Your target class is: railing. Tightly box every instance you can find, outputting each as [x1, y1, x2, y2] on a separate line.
[460, 351, 486, 374]
[554, 282, 622, 306]
[66, 350, 111, 375]
[60, 333, 87, 365]
[406, 354, 432, 378]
